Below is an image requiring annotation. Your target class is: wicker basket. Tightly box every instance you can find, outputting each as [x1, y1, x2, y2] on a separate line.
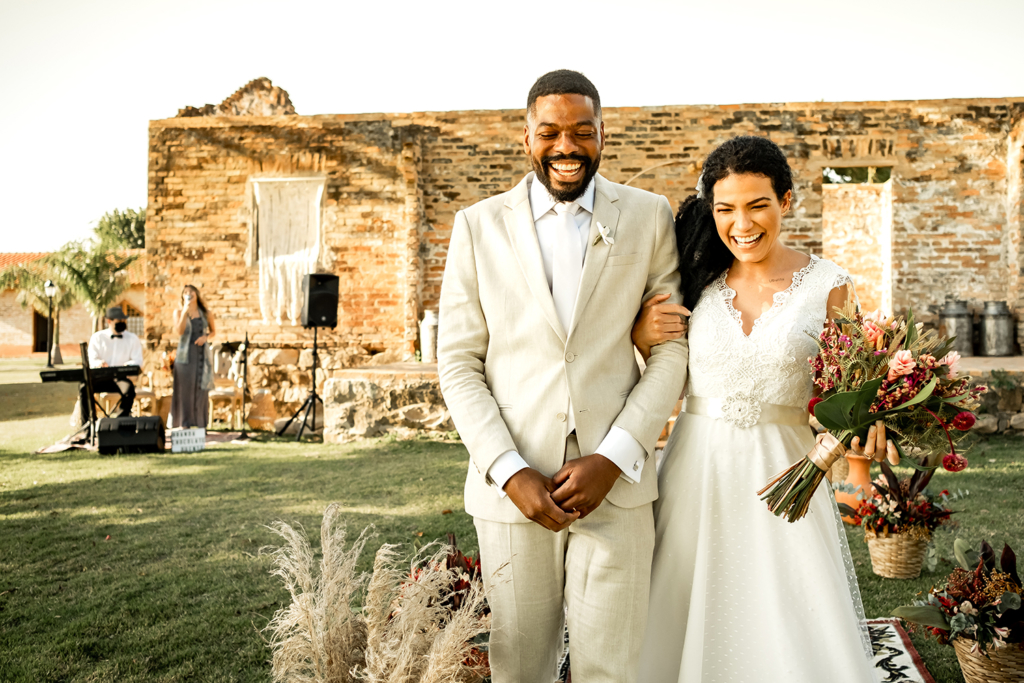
[865, 528, 930, 579]
[953, 638, 1024, 683]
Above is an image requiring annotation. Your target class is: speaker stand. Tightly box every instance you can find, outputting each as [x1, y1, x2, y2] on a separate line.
[276, 327, 323, 441]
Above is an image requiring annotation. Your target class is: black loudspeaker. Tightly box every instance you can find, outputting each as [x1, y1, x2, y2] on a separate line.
[302, 274, 339, 328]
[97, 416, 165, 455]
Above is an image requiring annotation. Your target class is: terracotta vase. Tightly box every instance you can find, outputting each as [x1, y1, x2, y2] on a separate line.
[835, 454, 873, 524]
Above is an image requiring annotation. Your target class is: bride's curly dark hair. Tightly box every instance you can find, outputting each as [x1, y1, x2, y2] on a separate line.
[676, 135, 794, 309]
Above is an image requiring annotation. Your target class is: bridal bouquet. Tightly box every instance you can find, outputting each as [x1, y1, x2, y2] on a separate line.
[758, 303, 984, 522]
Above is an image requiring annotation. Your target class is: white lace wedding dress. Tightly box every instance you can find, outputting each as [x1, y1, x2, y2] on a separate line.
[638, 256, 877, 682]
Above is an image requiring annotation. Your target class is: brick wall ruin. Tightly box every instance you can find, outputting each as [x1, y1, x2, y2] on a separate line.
[147, 90, 1024, 413]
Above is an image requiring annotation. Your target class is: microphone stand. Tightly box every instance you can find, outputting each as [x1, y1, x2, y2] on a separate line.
[236, 331, 250, 440]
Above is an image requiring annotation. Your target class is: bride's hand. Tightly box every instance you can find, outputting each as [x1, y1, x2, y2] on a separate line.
[849, 419, 900, 465]
[632, 294, 690, 361]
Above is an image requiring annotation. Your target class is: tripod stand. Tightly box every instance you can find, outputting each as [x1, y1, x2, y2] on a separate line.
[276, 326, 322, 441]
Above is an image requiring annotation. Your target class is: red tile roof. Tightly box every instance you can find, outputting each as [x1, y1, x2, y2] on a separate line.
[0, 253, 47, 269]
[0, 250, 146, 285]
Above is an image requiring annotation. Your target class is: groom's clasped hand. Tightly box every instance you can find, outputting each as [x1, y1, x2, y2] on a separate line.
[503, 453, 621, 530]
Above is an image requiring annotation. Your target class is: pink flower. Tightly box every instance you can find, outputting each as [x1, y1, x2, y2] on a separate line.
[863, 309, 884, 323]
[808, 397, 823, 415]
[951, 412, 976, 431]
[942, 452, 968, 472]
[941, 350, 962, 378]
[863, 320, 885, 344]
[887, 350, 917, 381]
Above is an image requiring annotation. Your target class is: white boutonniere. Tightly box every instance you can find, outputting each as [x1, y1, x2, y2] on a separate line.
[593, 221, 615, 247]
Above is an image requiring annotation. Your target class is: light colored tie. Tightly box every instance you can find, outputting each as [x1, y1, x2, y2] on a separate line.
[552, 202, 583, 334]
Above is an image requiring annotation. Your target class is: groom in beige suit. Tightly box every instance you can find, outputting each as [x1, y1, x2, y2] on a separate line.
[438, 70, 688, 683]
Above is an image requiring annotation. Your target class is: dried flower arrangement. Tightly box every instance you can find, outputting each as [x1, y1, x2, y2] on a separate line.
[893, 539, 1023, 655]
[264, 503, 491, 683]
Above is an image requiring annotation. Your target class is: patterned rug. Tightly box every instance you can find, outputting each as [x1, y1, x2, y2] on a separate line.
[866, 618, 936, 683]
[552, 618, 934, 683]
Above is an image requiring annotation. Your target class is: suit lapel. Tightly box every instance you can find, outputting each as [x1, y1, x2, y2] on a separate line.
[504, 173, 567, 344]
[568, 174, 619, 338]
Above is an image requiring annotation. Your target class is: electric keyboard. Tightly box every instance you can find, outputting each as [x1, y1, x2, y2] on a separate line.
[40, 365, 142, 383]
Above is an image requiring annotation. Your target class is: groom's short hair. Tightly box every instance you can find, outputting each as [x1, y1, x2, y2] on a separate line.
[527, 70, 602, 122]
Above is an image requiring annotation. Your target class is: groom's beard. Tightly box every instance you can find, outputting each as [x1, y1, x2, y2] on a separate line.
[532, 152, 601, 203]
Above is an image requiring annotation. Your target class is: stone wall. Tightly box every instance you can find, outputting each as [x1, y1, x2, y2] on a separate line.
[322, 363, 450, 442]
[969, 367, 1024, 434]
[148, 95, 1024, 414]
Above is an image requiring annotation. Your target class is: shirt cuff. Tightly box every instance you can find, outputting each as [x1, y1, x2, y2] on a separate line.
[487, 450, 530, 499]
[596, 426, 646, 483]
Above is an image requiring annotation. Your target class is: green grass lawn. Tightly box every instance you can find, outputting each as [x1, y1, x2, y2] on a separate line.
[0, 357, 79, 422]
[1, 372, 1022, 682]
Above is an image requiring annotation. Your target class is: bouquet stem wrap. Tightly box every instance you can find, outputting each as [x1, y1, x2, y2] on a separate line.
[758, 433, 847, 522]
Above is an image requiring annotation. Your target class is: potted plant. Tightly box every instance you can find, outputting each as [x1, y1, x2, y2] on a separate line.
[840, 459, 956, 579]
[893, 539, 1024, 683]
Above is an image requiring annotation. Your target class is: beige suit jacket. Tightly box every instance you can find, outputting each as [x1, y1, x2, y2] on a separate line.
[438, 172, 689, 523]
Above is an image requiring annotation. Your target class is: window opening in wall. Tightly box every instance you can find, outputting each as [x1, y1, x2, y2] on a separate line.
[823, 166, 892, 184]
[121, 301, 144, 337]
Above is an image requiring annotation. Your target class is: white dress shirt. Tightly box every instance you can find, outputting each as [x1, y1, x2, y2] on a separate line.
[486, 176, 648, 496]
[88, 328, 144, 370]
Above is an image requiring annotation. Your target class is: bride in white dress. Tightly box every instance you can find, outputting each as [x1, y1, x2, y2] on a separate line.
[633, 136, 885, 682]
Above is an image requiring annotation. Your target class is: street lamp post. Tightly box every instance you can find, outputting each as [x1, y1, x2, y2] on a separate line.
[44, 280, 57, 368]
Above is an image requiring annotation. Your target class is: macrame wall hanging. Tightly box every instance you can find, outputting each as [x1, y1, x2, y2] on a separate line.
[250, 177, 325, 325]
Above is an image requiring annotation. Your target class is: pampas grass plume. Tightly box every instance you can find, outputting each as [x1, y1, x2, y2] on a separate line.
[264, 503, 372, 683]
[264, 504, 491, 683]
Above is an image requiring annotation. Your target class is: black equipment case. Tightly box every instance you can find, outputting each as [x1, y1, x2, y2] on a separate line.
[97, 416, 165, 455]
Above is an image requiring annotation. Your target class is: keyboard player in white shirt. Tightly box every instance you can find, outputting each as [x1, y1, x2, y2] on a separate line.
[87, 306, 144, 417]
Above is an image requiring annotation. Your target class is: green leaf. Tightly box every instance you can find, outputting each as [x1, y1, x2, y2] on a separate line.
[891, 605, 949, 630]
[999, 592, 1022, 613]
[954, 538, 980, 571]
[814, 390, 862, 432]
[837, 502, 859, 519]
[906, 307, 918, 346]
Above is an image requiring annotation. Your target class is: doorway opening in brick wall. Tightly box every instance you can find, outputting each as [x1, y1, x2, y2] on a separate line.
[821, 167, 895, 314]
[32, 309, 47, 352]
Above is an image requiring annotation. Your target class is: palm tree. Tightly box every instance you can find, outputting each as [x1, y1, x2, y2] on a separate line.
[0, 264, 79, 363]
[50, 241, 138, 333]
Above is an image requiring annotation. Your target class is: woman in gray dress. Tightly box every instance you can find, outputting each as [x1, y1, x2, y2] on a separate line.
[171, 285, 215, 428]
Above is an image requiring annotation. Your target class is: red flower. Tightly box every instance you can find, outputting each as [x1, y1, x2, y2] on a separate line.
[808, 397, 824, 415]
[950, 412, 976, 431]
[942, 452, 968, 472]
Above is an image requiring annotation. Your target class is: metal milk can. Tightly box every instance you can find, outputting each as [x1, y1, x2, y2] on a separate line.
[978, 301, 1015, 356]
[938, 300, 974, 357]
[419, 310, 439, 363]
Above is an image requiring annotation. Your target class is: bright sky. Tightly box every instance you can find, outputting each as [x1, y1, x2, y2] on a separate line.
[1, 0, 1022, 252]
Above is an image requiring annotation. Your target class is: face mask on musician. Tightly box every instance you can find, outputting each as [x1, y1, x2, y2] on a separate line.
[114, 321, 128, 333]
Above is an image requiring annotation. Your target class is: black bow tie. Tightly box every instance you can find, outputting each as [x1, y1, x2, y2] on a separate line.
[111, 334, 123, 338]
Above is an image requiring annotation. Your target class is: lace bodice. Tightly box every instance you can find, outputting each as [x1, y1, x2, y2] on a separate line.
[687, 256, 853, 416]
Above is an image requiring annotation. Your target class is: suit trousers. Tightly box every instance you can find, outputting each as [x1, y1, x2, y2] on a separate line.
[474, 436, 655, 683]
